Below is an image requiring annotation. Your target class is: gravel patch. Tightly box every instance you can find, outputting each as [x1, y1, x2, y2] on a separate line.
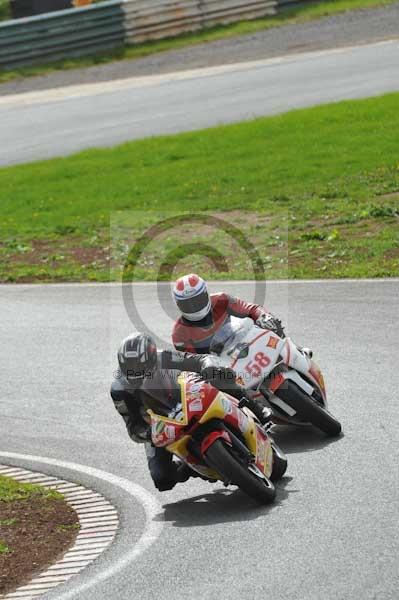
[0, 3, 399, 96]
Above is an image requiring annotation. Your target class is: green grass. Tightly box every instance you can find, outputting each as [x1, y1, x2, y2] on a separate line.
[0, 541, 10, 554]
[57, 523, 80, 532]
[0, 0, 397, 83]
[0, 475, 63, 502]
[0, 93, 398, 281]
[0, 518, 17, 525]
[0, 0, 10, 22]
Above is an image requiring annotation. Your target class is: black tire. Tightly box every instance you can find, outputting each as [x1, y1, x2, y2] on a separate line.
[205, 439, 276, 504]
[270, 442, 287, 482]
[276, 380, 342, 437]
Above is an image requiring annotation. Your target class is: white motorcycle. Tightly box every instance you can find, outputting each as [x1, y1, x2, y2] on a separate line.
[210, 317, 341, 437]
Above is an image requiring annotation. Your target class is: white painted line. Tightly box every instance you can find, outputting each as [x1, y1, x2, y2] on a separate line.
[5, 590, 43, 596]
[0, 452, 163, 600]
[66, 497, 104, 505]
[76, 531, 116, 540]
[6, 474, 55, 482]
[39, 568, 84, 576]
[29, 576, 70, 585]
[61, 554, 103, 563]
[0, 39, 398, 109]
[63, 548, 104, 557]
[0, 467, 26, 474]
[80, 522, 119, 531]
[47, 483, 83, 491]
[0, 468, 27, 475]
[79, 527, 117, 536]
[63, 491, 101, 500]
[79, 517, 119, 524]
[13, 582, 61, 591]
[64, 542, 111, 551]
[73, 536, 115, 546]
[76, 507, 117, 515]
[46, 563, 89, 572]
[74, 503, 115, 510]
[50, 557, 96, 566]
[68, 498, 107, 506]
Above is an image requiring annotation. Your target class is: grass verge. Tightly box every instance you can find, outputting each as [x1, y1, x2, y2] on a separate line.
[0, 475, 62, 502]
[0, 0, 398, 83]
[0, 93, 398, 282]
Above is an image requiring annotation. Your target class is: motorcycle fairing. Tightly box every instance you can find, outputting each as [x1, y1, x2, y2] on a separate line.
[228, 329, 285, 388]
[149, 373, 218, 447]
[213, 317, 327, 405]
[149, 374, 273, 479]
[280, 339, 327, 404]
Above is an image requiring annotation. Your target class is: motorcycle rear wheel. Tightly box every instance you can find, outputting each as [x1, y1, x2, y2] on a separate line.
[276, 380, 341, 437]
[205, 439, 276, 504]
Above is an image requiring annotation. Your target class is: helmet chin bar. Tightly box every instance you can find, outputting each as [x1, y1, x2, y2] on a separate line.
[182, 299, 212, 322]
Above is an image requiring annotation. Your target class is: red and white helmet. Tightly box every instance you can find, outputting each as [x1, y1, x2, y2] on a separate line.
[173, 274, 211, 321]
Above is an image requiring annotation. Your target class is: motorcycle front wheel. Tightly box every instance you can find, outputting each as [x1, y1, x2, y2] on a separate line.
[276, 380, 342, 437]
[270, 441, 287, 482]
[205, 439, 276, 504]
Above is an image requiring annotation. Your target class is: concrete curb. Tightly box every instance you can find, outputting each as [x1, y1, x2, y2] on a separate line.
[0, 464, 119, 600]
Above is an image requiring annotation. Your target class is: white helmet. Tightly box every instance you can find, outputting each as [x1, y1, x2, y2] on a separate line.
[173, 274, 211, 321]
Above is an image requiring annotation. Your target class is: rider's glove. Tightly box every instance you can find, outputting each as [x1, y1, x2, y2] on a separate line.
[128, 423, 151, 444]
[256, 313, 285, 337]
[201, 365, 236, 386]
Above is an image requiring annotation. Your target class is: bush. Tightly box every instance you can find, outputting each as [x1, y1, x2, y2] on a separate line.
[0, 0, 10, 21]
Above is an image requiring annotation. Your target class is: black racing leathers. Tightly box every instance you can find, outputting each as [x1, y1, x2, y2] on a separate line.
[110, 349, 245, 491]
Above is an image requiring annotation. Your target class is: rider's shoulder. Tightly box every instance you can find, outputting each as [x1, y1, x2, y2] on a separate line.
[210, 291, 229, 304]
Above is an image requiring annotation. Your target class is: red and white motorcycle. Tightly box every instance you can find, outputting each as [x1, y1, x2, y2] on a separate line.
[210, 317, 341, 436]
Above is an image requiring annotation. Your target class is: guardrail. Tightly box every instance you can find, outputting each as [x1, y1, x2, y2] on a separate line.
[123, 1, 276, 44]
[0, 0, 314, 70]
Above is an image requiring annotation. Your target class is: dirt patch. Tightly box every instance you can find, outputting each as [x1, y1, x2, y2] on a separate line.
[384, 247, 399, 260]
[377, 191, 399, 200]
[0, 497, 79, 595]
[5, 237, 109, 267]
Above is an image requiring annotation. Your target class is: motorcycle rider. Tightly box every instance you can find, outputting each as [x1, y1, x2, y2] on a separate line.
[110, 332, 260, 492]
[172, 273, 285, 354]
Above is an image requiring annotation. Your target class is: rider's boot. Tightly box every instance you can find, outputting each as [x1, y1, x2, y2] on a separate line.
[239, 396, 272, 427]
[260, 406, 273, 427]
[175, 462, 204, 483]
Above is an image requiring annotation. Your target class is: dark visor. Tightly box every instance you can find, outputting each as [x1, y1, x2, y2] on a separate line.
[176, 290, 209, 314]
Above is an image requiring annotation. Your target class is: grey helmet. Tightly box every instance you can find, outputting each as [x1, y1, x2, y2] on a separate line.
[117, 333, 157, 382]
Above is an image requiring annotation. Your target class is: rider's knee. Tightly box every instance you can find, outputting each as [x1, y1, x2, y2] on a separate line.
[147, 448, 177, 491]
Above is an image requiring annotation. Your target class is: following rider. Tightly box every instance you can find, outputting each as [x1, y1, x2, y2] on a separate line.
[171, 273, 285, 354]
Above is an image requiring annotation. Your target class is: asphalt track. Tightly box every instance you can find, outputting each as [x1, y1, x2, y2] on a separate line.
[1, 280, 398, 600]
[1, 39, 399, 166]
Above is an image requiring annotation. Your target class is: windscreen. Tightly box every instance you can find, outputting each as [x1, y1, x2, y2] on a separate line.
[210, 318, 251, 355]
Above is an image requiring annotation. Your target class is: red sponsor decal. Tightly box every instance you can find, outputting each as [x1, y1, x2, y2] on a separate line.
[269, 372, 285, 392]
[267, 336, 279, 349]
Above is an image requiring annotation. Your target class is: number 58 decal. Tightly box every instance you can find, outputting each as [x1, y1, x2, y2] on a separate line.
[244, 352, 271, 377]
